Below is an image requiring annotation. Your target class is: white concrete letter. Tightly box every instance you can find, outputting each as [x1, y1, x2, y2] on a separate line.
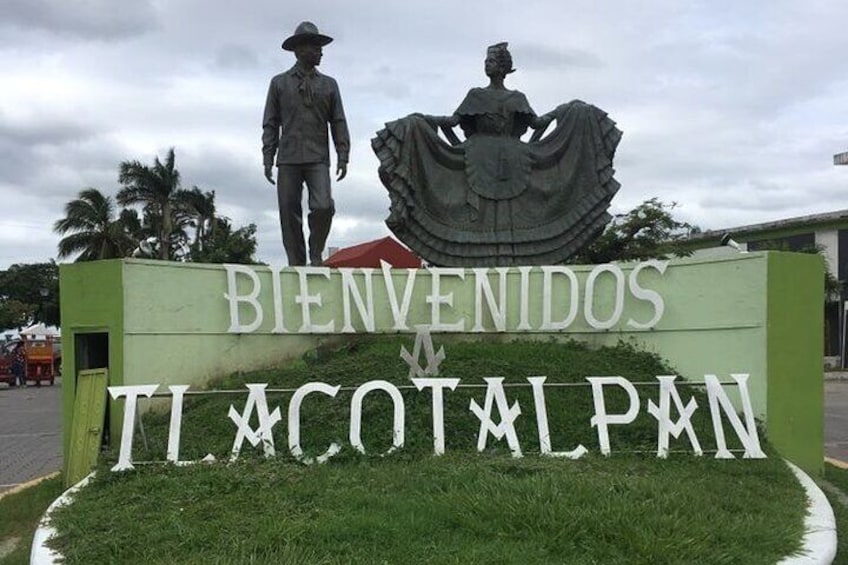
[528, 377, 587, 459]
[295, 266, 335, 333]
[426, 268, 466, 331]
[413, 378, 461, 455]
[627, 260, 668, 329]
[705, 374, 766, 459]
[469, 377, 523, 457]
[270, 265, 289, 333]
[646, 376, 702, 457]
[541, 266, 579, 331]
[517, 266, 533, 330]
[166, 385, 190, 464]
[288, 382, 341, 464]
[587, 376, 640, 455]
[224, 264, 263, 333]
[472, 268, 508, 332]
[340, 268, 375, 333]
[585, 264, 626, 330]
[109, 384, 158, 471]
[380, 260, 418, 331]
[229, 384, 282, 461]
[349, 380, 405, 455]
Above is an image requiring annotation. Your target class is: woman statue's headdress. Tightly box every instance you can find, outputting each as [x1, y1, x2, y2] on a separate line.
[487, 42, 516, 75]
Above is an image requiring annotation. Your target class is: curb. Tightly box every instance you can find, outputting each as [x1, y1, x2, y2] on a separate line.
[0, 472, 60, 502]
[778, 461, 838, 565]
[30, 473, 93, 565]
[825, 457, 848, 470]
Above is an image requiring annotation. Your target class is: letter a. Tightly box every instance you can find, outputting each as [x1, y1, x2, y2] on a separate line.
[229, 384, 282, 461]
[469, 377, 522, 457]
[646, 376, 702, 457]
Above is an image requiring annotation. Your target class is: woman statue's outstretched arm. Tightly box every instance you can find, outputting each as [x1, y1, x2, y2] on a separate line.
[410, 113, 462, 145]
[418, 114, 460, 128]
[530, 112, 555, 130]
[529, 111, 556, 142]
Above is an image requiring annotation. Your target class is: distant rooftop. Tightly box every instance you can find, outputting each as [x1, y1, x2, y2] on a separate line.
[689, 209, 848, 242]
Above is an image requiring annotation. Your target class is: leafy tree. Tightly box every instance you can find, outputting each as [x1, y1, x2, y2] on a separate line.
[179, 187, 217, 255]
[747, 240, 841, 299]
[54, 188, 137, 261]
[0, 299, 35, 330]
[570, 198, 694, 264]
[0, 262, 60, 327]
[56, 148, 259, 265]
[117, 148, 183, 260]
[190, 218, 258, 264]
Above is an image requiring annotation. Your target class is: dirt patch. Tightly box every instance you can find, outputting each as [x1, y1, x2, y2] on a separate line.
[0, 536, 20, 559]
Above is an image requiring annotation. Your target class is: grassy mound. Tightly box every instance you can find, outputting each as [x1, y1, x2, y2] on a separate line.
[46, 338, 808, 564]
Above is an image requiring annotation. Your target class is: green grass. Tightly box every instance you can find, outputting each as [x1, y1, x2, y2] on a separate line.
[48, 455, 804, 565]
[46, 338, 809, 563]
[823, 462, 848, 564]
[0, 476, 64, 565]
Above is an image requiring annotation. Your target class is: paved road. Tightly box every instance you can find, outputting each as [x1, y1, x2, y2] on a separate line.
[0, 379, 62, 493]
[826, 379, 848, 463]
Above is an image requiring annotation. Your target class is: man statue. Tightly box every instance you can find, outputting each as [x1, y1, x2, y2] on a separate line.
[262, 21, 350, 266]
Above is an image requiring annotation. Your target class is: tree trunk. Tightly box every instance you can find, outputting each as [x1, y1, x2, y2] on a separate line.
[161, 201, 172, 260]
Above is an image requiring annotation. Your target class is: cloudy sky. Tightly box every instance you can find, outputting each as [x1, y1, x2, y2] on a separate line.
[2, 0, 847, 268]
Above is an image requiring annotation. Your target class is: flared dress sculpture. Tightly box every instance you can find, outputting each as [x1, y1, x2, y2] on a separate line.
[372, 87, 622, 267]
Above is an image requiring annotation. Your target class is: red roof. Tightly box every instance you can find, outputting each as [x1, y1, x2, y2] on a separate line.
[325, 237, 422, 268]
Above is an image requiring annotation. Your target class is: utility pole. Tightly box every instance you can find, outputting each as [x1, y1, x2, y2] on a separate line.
[836, 150, 848, 367]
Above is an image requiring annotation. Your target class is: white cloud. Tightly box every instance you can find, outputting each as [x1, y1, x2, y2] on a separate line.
[2, 0, 848, 268]
[1, 0, 159, 40]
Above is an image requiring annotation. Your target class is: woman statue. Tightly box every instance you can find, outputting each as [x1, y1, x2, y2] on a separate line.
[372, 42, 622, 267]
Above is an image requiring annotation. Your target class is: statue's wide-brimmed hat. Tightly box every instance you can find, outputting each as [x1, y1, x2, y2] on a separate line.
[282, 21, 333, 51]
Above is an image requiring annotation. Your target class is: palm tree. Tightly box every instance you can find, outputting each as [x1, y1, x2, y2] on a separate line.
[117, 148, 182, 260]
[177, 187, 217, 256]
[54, 188, 136, 261]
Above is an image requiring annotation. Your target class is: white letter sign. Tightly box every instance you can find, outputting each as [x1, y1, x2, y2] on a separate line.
[627, 260, 667, 329]
[472, 267, 508, 332]
[528, 377, 587, 459]
[584, 264, 626, 330]
[587, 376, 640, 455]
[288, 382, 341, 464]
[412, 378, 461, 455]
[224, 264, 263, 333]
[426, 268, 466, 331]
[470, 377, 523, 457]
[705, 374, 765, 459]
[541, 266, 579, 331]
[340, 268, 375, 333]
[350, 380, 406, 456]
[296, 267, 334, 333]
[229, 384, 282, 460]
[646, 376, 701, 457]
[109, 384, 158, 471]
[380, 260, 417, 331]
[166, 385, 190, 464]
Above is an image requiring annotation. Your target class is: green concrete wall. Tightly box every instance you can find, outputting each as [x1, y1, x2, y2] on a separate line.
[766, 252, 824, 473]
[59, 260, 124, 463]
[59, 253, 824, 474]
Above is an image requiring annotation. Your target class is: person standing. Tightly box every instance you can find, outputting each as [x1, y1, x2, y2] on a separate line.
[10, 341, 25, 387]
[262, 21, 350, 266]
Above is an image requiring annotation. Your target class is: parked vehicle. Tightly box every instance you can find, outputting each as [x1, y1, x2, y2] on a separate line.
[0, 337, 60, 386]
